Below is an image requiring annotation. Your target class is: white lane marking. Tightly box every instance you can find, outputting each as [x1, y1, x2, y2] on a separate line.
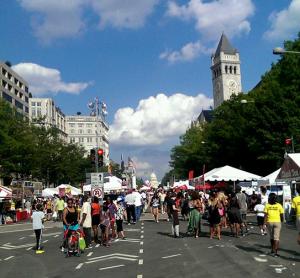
[140, 235, 144, 239]
[141, 222, 144, 226]
[0, 228, 33, 234]
[259, 254, 267, 257]
[43, 240, 49, 243]
[139, 249, 143, 254]
[141, 230, 144, 234]
[275, 267, 287, 274]
[4, 243, 11, 245]
[53, 235, 59, 238]
[140, 241, 143, 245]
[270, 265, 284, 268]
[19, 237, 25, 240]
[26, 247, 32, 251]
[99, 265, 124, 271]
[254, 257, 268, 262]
[4, 256, 14, 261]
[137, 275, 143, 278]
[138, 259, 143, 265]
[75, 263, 83, 270]
[87, 252, 93, 257]
[86, 256, 137, 264]
[95, 244, 100, 248]
[88, 253, 138, 261]
[162, 254, 182, 259]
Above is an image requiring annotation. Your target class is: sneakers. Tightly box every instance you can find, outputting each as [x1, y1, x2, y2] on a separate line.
[36, 249, 45, 254]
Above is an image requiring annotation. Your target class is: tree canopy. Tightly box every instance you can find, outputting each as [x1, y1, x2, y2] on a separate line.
[165, 33, 300, 181]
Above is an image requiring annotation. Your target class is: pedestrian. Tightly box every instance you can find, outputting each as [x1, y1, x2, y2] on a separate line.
[150, 192, 160, 223]
[171, 192, 182, 238]
[236, 186, 248, 235]
[208, 192, 221, 240]
[254, 198, 267, 235]
[132, 189, 142, 221]
[45, 198, 52, 221]
[165, 191, 173, 222]
[187, 191, 204, 238]
[91, 196, 101, 243]
[125, 190, 136, 225]
[80, 195, 92, 248]
[100, 207, 111, 247]
[31, 204, 45, 254]
[291, 184, 300, 244]
[56, 197, 65, 222]
[159, 190, 166, 214]
[181, 194, 190, 221]
[264, 193, 284, 257]
[116, 197, 126, 239]
[107, 197, 117, 238]
[25, 199, 31, 216]
[227, 194, 242, 238]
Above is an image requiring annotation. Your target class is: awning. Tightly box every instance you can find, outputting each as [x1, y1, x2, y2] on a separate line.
[276, 153, 300, 182]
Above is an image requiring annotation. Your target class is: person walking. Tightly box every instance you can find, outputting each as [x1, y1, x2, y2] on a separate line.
[116, 197, 126, 239]
[91, 196, 101, 243]
[187, 191, 204, 238]
[56, 197, 65, 222]
[150, 192, 160, 223]
[132, 189, 142, 221]
[159, 191, 166, 214]
[236, 187, 248, 235]
[264, 193, 284, 257]
[125, 190, 136, 224]
[227, 194, 242, 238]
[208, 192, 221, 240]
[31, 204, 45, 254]
[107, 197, 117, 238]
[171, 192, 182, 238]
[291, 184, 300, 244]
[80, 195, 92, 248]
[254, 198, 267, 235]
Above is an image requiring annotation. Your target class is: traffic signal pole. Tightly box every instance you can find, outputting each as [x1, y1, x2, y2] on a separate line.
[95, 148, 99, 173]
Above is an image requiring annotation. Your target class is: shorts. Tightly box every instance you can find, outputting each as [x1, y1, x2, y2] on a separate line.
[116, 219, 123, 232]
[47, 209, 52, 214]
[92, 215, 100, 226]
[267, 222, 281, 240]
[241, 213, 247, 221]
[257, 216, 264, 226]
[100, 224, 107, 233]
[296, 216, 300, 232]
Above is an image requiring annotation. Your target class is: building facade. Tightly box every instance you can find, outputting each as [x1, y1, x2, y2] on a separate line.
[66, 115, 109, 164]
[29, 98, 67, 139]
[0, 62, 30, 116]
[211, 34, 242, 108]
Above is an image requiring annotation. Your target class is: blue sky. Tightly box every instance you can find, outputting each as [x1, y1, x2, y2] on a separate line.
[1, 0, 299, 179]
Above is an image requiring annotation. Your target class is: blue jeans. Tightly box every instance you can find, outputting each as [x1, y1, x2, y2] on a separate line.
[135, 206, 141, 221]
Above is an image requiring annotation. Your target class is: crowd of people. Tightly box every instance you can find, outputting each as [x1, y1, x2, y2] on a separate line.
[25, 184, 300, 258]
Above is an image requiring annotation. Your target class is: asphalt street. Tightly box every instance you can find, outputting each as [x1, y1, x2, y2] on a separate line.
[0, 215, 299, 278]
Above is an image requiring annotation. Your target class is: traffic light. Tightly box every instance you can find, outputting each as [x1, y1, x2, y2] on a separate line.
[90, 149, 96, 164]
[97, 148, 104, 167]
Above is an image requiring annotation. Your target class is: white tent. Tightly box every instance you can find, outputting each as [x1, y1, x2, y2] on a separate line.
[42, 188, 57, 197]
[0, 185, 12, 198]
[56, 184, 82, 195]
[197, 165, 261, 182]
[262, 169, 281, 184]
[83, 176, 123, 193]
[276, 153, 300, 182]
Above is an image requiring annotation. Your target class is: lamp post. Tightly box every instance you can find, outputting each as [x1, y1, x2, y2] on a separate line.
[273, 47, 300, 55]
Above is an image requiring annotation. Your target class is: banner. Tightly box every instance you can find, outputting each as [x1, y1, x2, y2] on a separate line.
[188, 170, 194, 180]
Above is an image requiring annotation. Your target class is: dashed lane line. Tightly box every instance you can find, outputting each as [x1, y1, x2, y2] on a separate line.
[43, 240, 49, 243]
[99, 265, 125, 271]
[137, 275, 143, 278]
[75, 263, 83, 270]
[140, 241, 143, 246]
[26, 247, 33, 251]
[140, 235, 144, 239]
[95, 244, 100, 248]
[141, 231, 144, 234]
[19, 237, 25, 240]
[4, 256, 14, 261]
[139, 249, 143, 254]
[138, 259, 143, 265]
[162, 254, 182, 259]
[87, 252, 93, 257]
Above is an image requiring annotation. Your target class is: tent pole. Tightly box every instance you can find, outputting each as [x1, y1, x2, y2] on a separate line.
[234, 181, 236, 192]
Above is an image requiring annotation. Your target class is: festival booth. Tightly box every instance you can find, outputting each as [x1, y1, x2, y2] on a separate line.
[172, 180, 194, 191]
[42, 185, 82, 198]
[83, 176, 123, 193]
[194, 165, 261, 191]
[276, 153, 300, 198]
[0, 185, 12, 199]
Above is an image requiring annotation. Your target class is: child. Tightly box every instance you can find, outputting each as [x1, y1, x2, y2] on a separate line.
[116, 197, 126, 239]
[31, 204, 45, 254]
[100, 207, 111, 247]
[254, 198, 267, 235]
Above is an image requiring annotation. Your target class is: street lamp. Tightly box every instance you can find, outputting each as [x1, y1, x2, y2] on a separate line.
[273, 47, 300, 55]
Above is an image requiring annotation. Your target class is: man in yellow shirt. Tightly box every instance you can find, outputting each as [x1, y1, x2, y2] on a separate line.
[264, 193, 284, 257]
[291, 184, 300, 245]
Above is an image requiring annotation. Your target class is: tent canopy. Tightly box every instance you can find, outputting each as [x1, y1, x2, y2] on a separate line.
[0, 185, 12, 198]
[276, 153, 300, 182]
[83, 176, 123, 192]
[195, 165, 261, 182]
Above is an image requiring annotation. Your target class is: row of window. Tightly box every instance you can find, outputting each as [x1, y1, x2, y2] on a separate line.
[213, 65, 238, 78]
[1, 80, 29, 102]
[68, 123, 95, 128]
[70, 129, 97, 134]
[1, 68, 28, 92]
[2, 91, 28, 113]
[69, 137, 102, 143]
[31, 102, 42, 107]
[31, 107, 42, 117]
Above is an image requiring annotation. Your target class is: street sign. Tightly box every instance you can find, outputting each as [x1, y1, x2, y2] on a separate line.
[90, 172, 104, 185]
[91, 185, 103, 198]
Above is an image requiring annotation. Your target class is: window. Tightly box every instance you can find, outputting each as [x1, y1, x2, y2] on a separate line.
[15, 100, 23, 110]
[1, 68, 6, 76]
[87, 137, 92, 143]
[78, 123, 83, 128]
[234, 66, 237, 74]
[37, 108, 42, 117]
[70, 138, 75, 143]
[229, 66, 232, 74]
[2, 92, 12, 103]
[86, 123, 93, 128]
[225, 65, 228, 74]
[79, 138, 84, 143]
[25, 106, 29, 113]
[87, 129, 92, 134]
[25, 86, 28, 93]
[70, 129, 75, 134]
[69, 123, 75, 127]
[79, 129, 83, 134]
[36, 102, 41, 106]
[31, 102, 36, 106]
[32, 108, 36, 117]
[25, 96, 29, 103]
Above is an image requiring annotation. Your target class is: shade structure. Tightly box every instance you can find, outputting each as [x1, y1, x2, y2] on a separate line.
[56, 184, 82, 195]
[42, 188, 57, 197]
[139, 185, 151, 191]
[262, 169, 281, 184]
[83, 176, 123, 193]
[276, 153, 300, 182]
[195, 183, 213, 190]
[0, 185, 12, 198]
[195, 165, 261, 182]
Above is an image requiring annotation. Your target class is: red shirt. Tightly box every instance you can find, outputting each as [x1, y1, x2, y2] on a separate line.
[91, 203, 100, 216]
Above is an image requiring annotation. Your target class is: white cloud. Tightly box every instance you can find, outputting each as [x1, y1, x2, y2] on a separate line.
[90, 0, 159, 29]
[18, 0, 159, 43]
[18, 0, 86, 44]
[264, 0, 300, 41]
[12, 63, 90, 96]
[166, 0, 255, 41]
[160, 40, 213, 63]
[110, 93, 213, 146]
[131, 156, 152, 175]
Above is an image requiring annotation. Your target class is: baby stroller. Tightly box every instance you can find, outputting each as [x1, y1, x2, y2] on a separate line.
[64, 228, 84, 257]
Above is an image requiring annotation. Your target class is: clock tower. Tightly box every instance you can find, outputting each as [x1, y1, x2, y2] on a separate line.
[211, 33, 242, 108]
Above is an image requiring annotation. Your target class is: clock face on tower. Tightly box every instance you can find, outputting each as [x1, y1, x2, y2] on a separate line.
[228, 80, 238, 95]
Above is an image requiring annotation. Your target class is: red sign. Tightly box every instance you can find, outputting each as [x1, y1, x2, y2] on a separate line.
[188, 170, 194, 180]
[285, 138, 292, 145]
[91, 186, 103, 198]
